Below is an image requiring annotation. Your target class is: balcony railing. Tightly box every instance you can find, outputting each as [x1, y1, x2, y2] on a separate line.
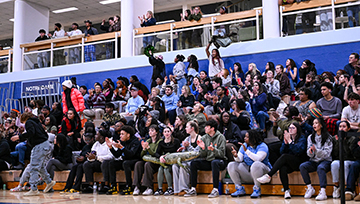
[11, 0, 359, 72]
[0, 49, 12, 73]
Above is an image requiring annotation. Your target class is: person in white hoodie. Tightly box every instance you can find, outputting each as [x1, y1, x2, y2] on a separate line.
[82, 129, 114, 193]
[171, 54, 186, 96]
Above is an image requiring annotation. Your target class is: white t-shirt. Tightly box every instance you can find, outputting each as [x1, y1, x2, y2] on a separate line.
[53, 29, 65, 38]
[208, 56, 224, 78]
[342, 105, 360, 123]
[67, 29, 83, 36]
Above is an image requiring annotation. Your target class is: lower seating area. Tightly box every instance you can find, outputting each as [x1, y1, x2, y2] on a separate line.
[1, 169, 346, 196]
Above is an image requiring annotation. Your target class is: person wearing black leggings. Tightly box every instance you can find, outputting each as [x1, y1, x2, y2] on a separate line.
[257, 122, 307, 199]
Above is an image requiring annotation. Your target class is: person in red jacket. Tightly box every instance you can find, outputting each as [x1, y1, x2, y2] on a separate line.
[62, 80, 85, 114]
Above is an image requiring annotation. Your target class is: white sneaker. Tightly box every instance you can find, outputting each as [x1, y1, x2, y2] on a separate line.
[142, 188, 153, 196]
[24, 189, 40, 196]
[332, 186, 340, 198]
[284, 190, 291, 199]
[316, 189, 327, 201]
[133, 186, 140, 196]
[304, 186, 315, 199]
[208, 188, 219, 198]
[10, 185, 23, 192]
[257, 174, 271, 184]
[43, 181, 56, 193]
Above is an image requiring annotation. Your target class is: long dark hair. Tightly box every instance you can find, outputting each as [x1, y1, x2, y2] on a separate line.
[151, 97, 165, 113]
[188, 54, 199, 71]
[56, 133, 68, 149]
[311, 118, 331, 146]
[291, 122, 302, 143]
[246, 129, 263, 148]
[212, 49, 221, 66]
[84, 121, 96, 135]
[218, 111, 232, 130]
[287, 58, 296, 69]
[67, 108, 81, 130]
[234, 62, 244, 74]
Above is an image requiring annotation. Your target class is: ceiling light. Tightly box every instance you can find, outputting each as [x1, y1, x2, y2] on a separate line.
[99, 0, 121, 5]
[9, 18, 14, 22]
[52, 7, 78, 14]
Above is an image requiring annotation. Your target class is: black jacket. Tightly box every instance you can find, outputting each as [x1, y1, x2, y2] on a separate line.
[0, 139, 11, 165]
[154, 138, 181, 158]
[351, 137, 360, 160]
[213, 95, 230, 114]
[180, 95, 195, 108]
[54, 144, 74, 164]
[20, 117, 48, 147]
[149, 55, 166, 81]
[219, 122, 243, 144]
[110, 136, 141, 160]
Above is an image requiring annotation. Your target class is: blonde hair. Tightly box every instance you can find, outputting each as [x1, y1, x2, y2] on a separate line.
[182, 85, 193, 96]
[151, 87, 160, 95]
[147, 11, 154, 18]
[248, 63, 260, 76]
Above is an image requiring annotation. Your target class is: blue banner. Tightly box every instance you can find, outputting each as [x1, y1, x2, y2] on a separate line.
[21, 78, 60, 96]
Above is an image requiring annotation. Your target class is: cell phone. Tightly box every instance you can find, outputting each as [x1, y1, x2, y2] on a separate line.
[91, 151, 96, 155]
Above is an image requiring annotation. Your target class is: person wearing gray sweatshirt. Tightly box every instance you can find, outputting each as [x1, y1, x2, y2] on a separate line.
[299, 118, 333, 201]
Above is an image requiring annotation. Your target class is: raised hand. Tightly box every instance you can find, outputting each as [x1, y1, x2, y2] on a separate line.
[197, 139, 205, 150]
[238, 142, 247, 152]
[105, 137, 113, 148]
[208, 142, 214, 151]
[231, 146, 238, 157]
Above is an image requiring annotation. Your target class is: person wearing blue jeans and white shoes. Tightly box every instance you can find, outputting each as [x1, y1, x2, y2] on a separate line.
[299, 118, 333, 201]
[331, 121, 356, 198]
[227, 130, 271, 198]
[11, 112, 56, 196]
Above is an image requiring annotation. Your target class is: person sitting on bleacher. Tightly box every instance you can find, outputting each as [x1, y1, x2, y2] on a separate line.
[121, 86, 145, 122]
[162, 85, 179, 125]
[60, 132, 95, 194]
[257, 122, 307, 199]
[103, 125, 141, 195]
[185, 119, 226, 198]
[227, 130, 271, 199]
[331, 121, 356, 199]
[345, 128, 360, 201]
[84, 84, 106, 120]
[59, 108, 82, 150]
[299, 118, 333, 201]
[0, 132, 11, 172]
[184, 103, 207, 136]
[82, 129, 114, 194]
[46, 133, 74, 182]
[102, 103, 121, 129]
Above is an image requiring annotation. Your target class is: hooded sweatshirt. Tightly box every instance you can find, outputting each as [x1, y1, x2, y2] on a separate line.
[20, 117, 48, 147]
[199, 130, 227, 161]
[110, 136, 142, 160]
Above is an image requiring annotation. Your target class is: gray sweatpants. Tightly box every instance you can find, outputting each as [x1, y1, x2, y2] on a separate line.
[172, 162, 190, 193]
[46, 158, 73, 179]
[29, 140, 53, 191]
[227, 161, 270, 187]
[158, 166, 172, 189]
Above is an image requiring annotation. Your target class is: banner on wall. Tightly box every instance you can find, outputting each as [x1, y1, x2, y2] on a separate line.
[21, 78, 60, 97]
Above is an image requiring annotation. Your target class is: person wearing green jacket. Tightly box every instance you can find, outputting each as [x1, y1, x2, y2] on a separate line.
[184, 119, 227, 198]
[132, 125, 163, 196]
[184, 103, 207, 135]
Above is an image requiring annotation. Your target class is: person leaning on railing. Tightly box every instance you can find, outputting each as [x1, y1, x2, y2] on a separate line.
[34, 29, 50, 69]
[139, 11, 156, 48]
[83, 20, 99, 62]
[188, 7, 203, 47]
[64, 23, 83, 64]
[100, 17, 120, 59]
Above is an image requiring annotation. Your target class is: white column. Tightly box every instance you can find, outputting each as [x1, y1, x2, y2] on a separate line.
[182, 4, 190, 14]
[13, 0, 49, 72]
[262, 0, 280, 39]
[121, 0, 154, 57]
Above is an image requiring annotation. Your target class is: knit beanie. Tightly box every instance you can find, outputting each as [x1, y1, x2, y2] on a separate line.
[309, 108, 322, 119]
[62, 80, 73, 89]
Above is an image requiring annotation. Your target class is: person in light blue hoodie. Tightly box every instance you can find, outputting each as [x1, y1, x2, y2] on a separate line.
[161, 85, 179, 125]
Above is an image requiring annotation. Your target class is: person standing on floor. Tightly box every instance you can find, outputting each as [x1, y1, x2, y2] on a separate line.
[11, 112, 56, 196]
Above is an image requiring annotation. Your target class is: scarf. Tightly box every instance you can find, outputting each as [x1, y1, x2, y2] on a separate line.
[64, 88, 75, 111]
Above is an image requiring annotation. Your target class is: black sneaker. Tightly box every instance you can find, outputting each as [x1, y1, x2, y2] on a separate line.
[107, 186, 118, 195]
[99, 185, 110, 194]
[120, 186, 132, 195]
[164, 188, 174, 196]
[154, 189, 164, 196]
[82, 186, 94, 194]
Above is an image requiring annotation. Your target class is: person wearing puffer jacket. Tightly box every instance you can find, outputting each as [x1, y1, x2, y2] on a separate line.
[62, 80, 85, 114]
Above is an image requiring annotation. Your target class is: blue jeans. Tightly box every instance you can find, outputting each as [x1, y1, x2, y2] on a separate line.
[255, 111, 269, 130]
[300, 160, 331, 188]
[29, 140, 53, 190]
[177, 78, 186, 96]
[84, 45, 96, 62]
[346, 160, 360, 192]
[10, 142, 27, 165]
[347, 6, 360, 27]
[143, 36, 154, 48]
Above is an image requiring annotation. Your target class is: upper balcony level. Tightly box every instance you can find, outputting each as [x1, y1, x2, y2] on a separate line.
[0, 0, 359, 75]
